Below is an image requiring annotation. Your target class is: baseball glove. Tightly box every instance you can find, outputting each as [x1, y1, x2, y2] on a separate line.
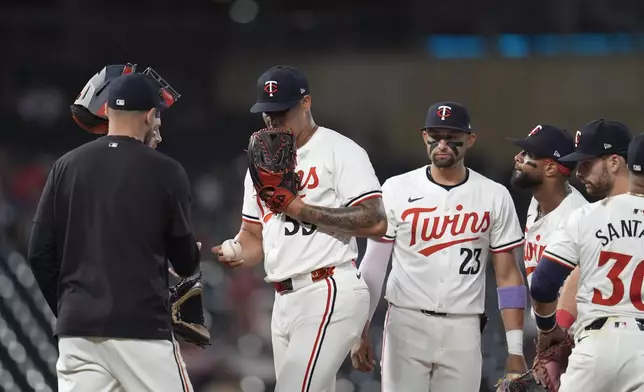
[497, 329, 574, 392]
[169, 272, 211, 348]
[247, 127, 300, 213]
[496, 371, 549, 392]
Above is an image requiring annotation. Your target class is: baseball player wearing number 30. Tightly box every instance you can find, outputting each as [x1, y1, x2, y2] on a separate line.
[530, 121, 644, 392]
[213, 66, 387, 392]
[352, 102, 529, 391]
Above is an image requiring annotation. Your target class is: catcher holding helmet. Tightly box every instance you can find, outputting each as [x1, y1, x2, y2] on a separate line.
[27, 65, 206, 392]
[70, 63, 210, 349]
[71, 63, 180, 148]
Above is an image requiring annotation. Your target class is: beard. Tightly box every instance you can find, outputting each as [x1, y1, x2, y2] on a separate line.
[581, 162, 613, 198]
[583, 177, 612, 198]
[510, 170, 543, 190]
[430, 150, 463, 168]
[432, 156, 456, 168]
[143, 130, 155, 147]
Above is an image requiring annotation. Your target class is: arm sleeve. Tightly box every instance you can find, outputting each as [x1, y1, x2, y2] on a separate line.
[530, 211, 581, 302]
[166, 163, 199, 278]
[242, 170, 262, 224]
[359, 239, 394, 320]
[530, 257, 574, 303]
[542, 209, 581, 269]
[333, 140, 382, 207]
[489, 188, 525, 253]
[28, 166, 60, 316]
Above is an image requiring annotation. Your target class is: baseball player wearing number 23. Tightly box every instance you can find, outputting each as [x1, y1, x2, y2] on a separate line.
[213, 66, 387, 392]
[352, 102, 528, 392]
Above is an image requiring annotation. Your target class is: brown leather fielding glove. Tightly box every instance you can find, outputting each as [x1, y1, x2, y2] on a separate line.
[498, 327, 574, 392]
[247, 127, 300, 213]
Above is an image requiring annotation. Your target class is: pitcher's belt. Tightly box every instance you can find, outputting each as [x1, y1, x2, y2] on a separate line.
[272, 262, 357, 293]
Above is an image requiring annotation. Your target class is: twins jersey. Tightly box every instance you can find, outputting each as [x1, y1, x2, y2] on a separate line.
[523, 186, 587, 287]
[241, 126, 382, 282]
[543, 193, 644, 330]
[381, 167, 524, 314]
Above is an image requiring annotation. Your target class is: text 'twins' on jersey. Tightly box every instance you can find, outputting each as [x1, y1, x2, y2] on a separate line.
[523, 187, 588, 287]
[242, 126, 382, 282]
[381, 167, 524, 314]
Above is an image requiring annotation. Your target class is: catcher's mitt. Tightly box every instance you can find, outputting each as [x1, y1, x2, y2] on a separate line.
[498, 330, 574, 392]
[169, 272, 211, 348]
[247, 127, 300, 213]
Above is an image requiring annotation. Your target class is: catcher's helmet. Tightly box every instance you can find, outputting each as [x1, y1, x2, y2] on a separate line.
[71, 63, 181, 134]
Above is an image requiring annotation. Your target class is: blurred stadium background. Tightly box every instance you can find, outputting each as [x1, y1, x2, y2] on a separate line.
[2, 0, 644, 390]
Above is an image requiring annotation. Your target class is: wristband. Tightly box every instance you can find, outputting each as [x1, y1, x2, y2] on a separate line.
[556, 309, 576, 329]
[497, 286, 527, 309]
[505, 329, 523, 356]
[534, 310, 557, 332]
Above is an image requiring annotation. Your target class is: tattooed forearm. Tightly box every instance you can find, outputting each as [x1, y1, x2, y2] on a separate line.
[296, 198, 387, 237]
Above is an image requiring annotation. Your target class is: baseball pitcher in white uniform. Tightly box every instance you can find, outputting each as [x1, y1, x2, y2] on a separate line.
[351, 101, 529, 391]
[212, 65, 387, 392]
[529, 121, 639, 392]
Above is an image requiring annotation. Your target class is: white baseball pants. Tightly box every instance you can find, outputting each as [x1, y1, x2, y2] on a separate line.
[381, 304, 482, 392]
[271, 264, 370, 392]
[56, 336, 193, 392]
[559, 316, 644, 392]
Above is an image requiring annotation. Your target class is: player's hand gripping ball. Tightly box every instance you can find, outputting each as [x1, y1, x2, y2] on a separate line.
[221, 239, 242, 259]
[212, 239, 245, 268]
[247, 127, 300, 213]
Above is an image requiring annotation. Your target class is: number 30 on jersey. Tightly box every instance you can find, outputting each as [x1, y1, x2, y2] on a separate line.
[592, 250, 644, 311]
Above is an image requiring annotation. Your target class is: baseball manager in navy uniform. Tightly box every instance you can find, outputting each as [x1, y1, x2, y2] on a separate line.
[28, 73, 199, 392]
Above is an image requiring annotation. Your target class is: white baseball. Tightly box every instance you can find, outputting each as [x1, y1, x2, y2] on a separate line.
[221, 239, 242, 259]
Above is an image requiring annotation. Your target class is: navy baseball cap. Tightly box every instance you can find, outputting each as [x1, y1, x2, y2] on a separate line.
[250, 66, 309, 113]
[628, 133, 644, 173]
[506, 125, 576, 170]
[559, 119, 632, 162]
[421, 101, 472, 133]
[107, 73, 167, 112]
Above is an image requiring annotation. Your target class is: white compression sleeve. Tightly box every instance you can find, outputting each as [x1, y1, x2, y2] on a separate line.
[359, 239, 394, 321]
